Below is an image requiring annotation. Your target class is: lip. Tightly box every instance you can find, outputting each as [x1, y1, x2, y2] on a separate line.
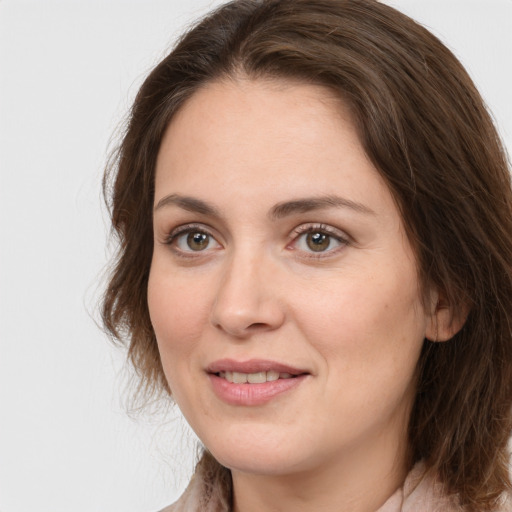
[206, 359, 310, 406]
[206, 358, 307, 375]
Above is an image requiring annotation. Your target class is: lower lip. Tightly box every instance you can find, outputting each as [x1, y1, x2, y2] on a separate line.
[208, 374, 307, 406]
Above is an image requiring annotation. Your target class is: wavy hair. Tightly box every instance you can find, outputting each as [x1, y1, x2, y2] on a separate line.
[102, 1, 512, 508]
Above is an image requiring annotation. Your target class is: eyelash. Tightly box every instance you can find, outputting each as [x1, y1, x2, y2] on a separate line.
[163, 222, 350, 259]
[288, 223, 350, 259]
[164, 223, 220, 259]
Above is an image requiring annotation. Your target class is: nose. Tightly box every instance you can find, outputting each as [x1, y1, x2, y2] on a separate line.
[210, 250, 286, 338]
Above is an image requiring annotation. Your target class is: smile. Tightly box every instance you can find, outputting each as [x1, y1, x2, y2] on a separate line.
[207, 359, 309, 406]
[217, 371, 295, 383]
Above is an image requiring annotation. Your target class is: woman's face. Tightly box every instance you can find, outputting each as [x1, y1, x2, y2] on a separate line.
[148, 79, 434, 477]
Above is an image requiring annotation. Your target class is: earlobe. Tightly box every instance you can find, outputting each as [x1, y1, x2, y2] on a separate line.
[425, 292, 469, 343]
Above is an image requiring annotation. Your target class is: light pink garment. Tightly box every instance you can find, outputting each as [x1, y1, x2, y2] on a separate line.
[161, 461, 512, 512]
[376, 463, 460, 512]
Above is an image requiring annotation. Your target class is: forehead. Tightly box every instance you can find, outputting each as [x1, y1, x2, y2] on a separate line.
[154, 78, 395, 219]
[160, 78, 349, 155]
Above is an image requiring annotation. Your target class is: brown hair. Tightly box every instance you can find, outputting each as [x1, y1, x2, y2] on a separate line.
[102, 0, 512, 508]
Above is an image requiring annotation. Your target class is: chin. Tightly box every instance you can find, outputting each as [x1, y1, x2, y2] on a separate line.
[201, 426, 318, 476]
[213, 450, 308, 476]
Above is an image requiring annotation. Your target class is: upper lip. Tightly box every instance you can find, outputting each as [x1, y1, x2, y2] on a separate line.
[206, 359, 309, 375]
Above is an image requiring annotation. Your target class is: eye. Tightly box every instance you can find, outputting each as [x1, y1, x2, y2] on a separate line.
[291, 224, 348, 256]
[181, 232, 211, 251]
[166, 225, 221, 254]
[302, 232, 334, 252]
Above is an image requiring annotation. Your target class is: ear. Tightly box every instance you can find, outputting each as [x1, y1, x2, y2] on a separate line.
[425, 289, 469, 342]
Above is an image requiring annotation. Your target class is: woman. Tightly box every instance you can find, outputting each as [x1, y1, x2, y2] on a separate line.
[102, 0, 512, 510]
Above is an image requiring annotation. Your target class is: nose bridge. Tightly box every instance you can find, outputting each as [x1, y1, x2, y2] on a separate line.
[210, 244, 284, 337]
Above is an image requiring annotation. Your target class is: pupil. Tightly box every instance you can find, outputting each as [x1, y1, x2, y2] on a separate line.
[307, 232, 329, 252]
[187, 232, 209, 250]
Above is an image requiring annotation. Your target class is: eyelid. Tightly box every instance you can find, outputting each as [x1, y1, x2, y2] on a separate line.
[163, 223, 222, 256]
[164, 223, 212, 242]
[160, 221, 350, 259]
[288, 223, 350, 257]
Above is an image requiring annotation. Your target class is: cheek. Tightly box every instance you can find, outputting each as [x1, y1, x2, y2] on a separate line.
[147, 269, 214, 415]
[291, 264, 426, 373]
[147, 266, 212, 373]
[295, 272, 425, 425]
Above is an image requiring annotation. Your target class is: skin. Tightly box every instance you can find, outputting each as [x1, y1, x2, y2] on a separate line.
[148, 78, 446, 512]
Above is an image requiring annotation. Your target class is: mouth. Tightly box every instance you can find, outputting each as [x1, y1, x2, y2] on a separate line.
[206, 359, 309, 405]
[216, 370, 298, 384]
[207, 358, 309, 381]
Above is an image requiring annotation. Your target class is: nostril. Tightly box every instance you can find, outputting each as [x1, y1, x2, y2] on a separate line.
[248, 322, 268, 330]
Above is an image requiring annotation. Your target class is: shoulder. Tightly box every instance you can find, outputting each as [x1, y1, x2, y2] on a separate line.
[158, 505, 177, 512]
[401, 463, 512, 512]
[156, 457, 231, 512]
[156, 474, 203, 512]
[496, 492, 512, 512]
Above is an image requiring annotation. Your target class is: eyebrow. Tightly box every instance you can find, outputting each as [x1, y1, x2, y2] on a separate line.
[269, 195, 375, 220]
[154, 193, 375, 218]
[154, 194, 221, 216]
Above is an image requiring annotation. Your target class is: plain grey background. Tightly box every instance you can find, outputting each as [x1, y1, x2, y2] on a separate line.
[0, 1, 511, 511]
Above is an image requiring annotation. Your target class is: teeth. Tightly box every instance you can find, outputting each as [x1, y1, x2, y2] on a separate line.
[266, 370, 279, 381]
[247, 371, 266, 384]
[218, 370, 296, 383]
[232, 371, 248, 384]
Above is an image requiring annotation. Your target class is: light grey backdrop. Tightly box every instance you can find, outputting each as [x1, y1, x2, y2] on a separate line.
[0, 1, 510, 511]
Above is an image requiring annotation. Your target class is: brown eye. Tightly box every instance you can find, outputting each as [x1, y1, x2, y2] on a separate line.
[306, 232, 331, 252]
[170, 228, 221, 253]
[293, 226, 347, 256]
[186, 232, 210, 251]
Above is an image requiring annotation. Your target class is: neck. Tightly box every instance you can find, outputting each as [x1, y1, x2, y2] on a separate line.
[231, 422, 411, 512]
